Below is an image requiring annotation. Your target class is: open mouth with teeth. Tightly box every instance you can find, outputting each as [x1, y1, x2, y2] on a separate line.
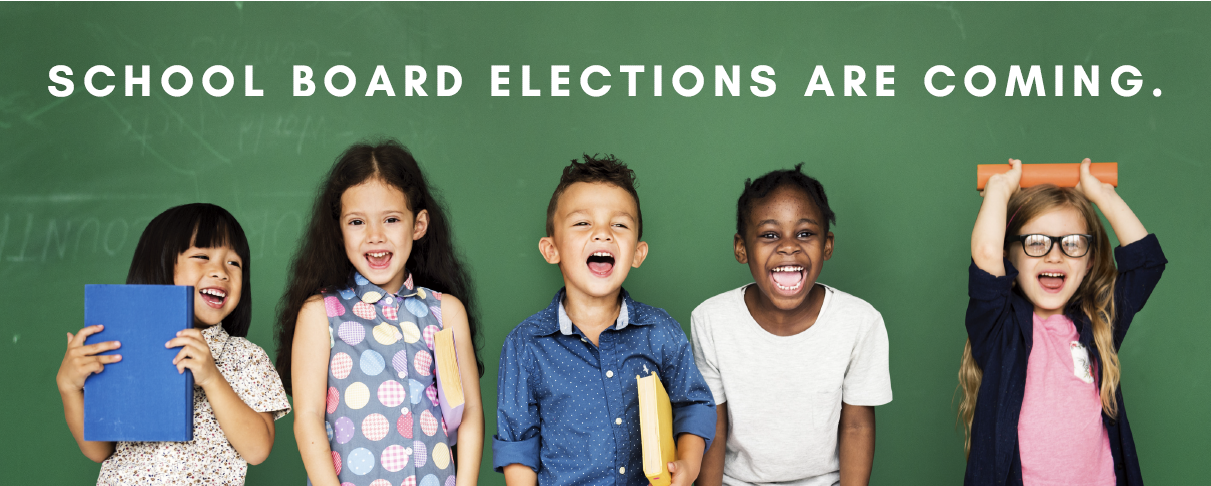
[199, 287, 228, 308]
[770, 265, 806, 294]
[1038, 271, 1067, 293]
[366, 250, 393, 270]
[587, 251, 615, 278]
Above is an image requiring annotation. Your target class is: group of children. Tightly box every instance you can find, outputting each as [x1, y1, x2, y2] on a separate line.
[55, 140, 1165, 486]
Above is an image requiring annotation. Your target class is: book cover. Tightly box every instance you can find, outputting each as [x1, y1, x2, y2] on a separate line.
[83, 284, 194, 442]
[433, 326, 464, 445]
[639, 373, 676, 486]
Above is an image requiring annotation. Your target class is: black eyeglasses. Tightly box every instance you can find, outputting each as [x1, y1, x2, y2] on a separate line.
[1007, 234, 1094, 258]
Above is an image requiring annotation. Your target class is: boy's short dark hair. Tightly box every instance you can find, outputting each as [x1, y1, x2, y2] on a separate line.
[736, 163, 836, 236]
[546, 154, 643, 238]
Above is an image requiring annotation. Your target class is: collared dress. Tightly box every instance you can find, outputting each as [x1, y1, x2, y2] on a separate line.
[321, 272, 456, 486]
[97, 325, 291, 485]
[493, 288, 717, 486]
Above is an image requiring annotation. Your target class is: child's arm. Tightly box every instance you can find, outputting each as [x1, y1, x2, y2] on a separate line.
[56, 325, 118, 462]
[837, 403, 875, 486]
[292, 297, 340, 486]
[1074, 158, 1148, 246]
[971, 159, 1022, 277]
[166, 328, 275, 464]
[696, 402, 728, 486]
[442, 295, 485, 486]
[667, 434, 706, 486]
[503, 464, 538, 486]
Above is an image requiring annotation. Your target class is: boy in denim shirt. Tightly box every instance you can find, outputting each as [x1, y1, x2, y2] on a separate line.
[493, 155, 716, 486]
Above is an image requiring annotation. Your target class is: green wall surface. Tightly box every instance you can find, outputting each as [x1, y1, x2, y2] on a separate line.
[3, 2, 1208, 484]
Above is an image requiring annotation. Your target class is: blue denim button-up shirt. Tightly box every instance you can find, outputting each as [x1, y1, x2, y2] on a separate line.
[493, 289, 716, 485]
[965, 234, 1166, 485]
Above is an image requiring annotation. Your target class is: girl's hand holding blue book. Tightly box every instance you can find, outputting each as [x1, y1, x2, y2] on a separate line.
[166, 328, 221, 386]
[56, 325, 121, 394]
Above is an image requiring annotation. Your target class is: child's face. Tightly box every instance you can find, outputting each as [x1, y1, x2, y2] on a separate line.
[173, 244, 243, 327]
[735, 185, 833, 310]
[540, 182, 648, 299]
[340, 179, 429, 294]
[1007, 207, 1091, 318]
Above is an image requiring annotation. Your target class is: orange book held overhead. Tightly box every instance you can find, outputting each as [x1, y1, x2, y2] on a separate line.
[977, 162, 1118, 190]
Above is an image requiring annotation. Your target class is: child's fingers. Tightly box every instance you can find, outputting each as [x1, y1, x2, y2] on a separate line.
[66, 332, 73, 346]
[70, 325, 104, 347]
[172, 346, 192, 366]
[74, 340, 120, 357]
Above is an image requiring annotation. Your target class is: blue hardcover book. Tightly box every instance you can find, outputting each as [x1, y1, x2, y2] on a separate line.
[83, 284, 194, 442]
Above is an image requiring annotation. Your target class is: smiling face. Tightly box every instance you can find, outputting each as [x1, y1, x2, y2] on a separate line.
[540, 182, 648, 300]
[1007, 206, 1091, 318]
[173, 244, 243, 327]
[340, 178, 429, 294]
[735, 185, 833, 311]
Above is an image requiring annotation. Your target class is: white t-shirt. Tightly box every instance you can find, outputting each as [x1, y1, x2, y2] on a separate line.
[690, 284, 892, 486]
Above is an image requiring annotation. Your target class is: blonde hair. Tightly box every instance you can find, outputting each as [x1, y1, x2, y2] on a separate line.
[959, 185, 1119, 456]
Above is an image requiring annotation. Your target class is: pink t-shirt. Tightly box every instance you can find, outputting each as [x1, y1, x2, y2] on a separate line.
[1018, 313, 1116, 486]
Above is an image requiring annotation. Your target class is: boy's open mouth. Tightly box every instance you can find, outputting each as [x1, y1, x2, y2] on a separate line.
[770, 265, 806, 293]
[587, 251, 615, 278]
[199, 287, 227, 308]
[1038, 271, 1066, 293]
[366, 250, 393, 270]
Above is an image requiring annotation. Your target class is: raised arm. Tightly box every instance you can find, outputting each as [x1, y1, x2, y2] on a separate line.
[1074, 158, 1148, 246]
[292, 297, 339, 486]
[972, 159, 1023, 276]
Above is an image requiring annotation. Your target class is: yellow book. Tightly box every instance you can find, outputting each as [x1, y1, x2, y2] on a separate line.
[638, 373, 676, 486]
[433, 327, 464, 444]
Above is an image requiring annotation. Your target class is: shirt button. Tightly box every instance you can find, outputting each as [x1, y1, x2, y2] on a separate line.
[615, 418, 622, 425]
[581, 337, 587, 343]
[619, 467, 625, 474]
[606, 370, 614, 378]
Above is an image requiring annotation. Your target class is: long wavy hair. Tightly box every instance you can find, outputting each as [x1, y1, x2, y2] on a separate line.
[274, 139, 482, 395]
[959, 185, 1119, 455]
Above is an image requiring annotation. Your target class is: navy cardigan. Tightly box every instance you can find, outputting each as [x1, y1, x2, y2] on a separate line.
[964, 234, 1166, 486]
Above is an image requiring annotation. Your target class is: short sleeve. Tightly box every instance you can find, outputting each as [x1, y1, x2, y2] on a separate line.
[690, 307, 726, 405]
[228, 341, 291, 420]
[841, 310, 893, 406]
[492, 331, 541, 472]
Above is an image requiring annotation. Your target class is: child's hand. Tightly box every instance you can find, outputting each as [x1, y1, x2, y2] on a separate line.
[981, 158, 1022, 199]
[663, 458, 700, 486]
[56, 325, 121, 394]
[166, 329, 222, 387]
[1074, 158, 1116, 206]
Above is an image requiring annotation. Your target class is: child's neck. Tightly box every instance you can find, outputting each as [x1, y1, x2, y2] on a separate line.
[744, 283, 827, 337]
[563, 286, 623, 346]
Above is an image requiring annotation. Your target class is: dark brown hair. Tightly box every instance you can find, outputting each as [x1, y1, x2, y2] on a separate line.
[127, 203, 253, 337]
[545, 154, 643, 238]
[274, 138, 481, 395]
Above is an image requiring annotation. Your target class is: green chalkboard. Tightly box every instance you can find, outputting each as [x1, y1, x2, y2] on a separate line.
[3, 2, 1208, 484]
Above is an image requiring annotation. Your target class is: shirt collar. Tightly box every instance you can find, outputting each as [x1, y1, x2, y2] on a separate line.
[351, 271, 418, 304]
[531, 288, 648, 336]
[202, 324, 229, 359]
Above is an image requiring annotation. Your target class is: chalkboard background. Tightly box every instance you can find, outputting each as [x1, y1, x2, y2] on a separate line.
[3, 2, 1208, 484]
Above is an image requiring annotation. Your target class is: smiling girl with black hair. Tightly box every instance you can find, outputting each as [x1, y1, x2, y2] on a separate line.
[56, 203, 290, 485]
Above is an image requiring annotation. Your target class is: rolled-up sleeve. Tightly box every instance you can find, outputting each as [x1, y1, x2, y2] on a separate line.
[660, 322, 717, 452]
[492, 332, 541, 472]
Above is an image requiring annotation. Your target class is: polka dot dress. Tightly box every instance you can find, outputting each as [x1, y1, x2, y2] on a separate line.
[323, 273, 455, 486]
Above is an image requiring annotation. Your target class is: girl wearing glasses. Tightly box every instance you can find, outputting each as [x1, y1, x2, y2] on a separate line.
[959, 158, 1166, 486]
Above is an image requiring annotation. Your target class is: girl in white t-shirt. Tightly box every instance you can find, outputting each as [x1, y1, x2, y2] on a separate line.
[691, 164, 892, 486]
